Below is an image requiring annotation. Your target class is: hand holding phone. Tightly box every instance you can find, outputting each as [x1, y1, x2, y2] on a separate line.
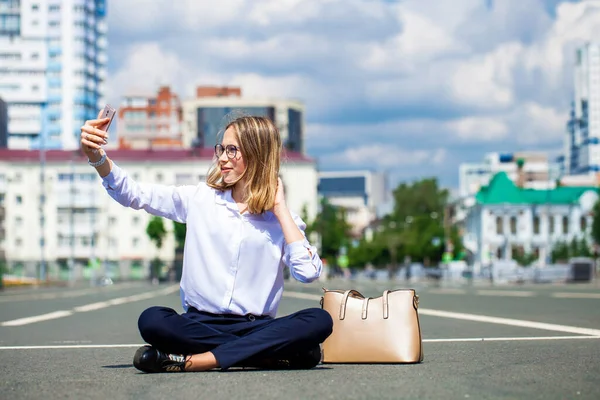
[99, 104, 116, 133]
[80, 104, 115, 157]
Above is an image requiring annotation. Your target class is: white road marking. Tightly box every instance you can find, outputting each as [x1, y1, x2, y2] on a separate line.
[551, 292, 600, 299]
[1, 311, 74, 327]
[423, 336, 600, 342]
[1, 335, 600, 350]
[283, 291, 600, 336]
[1, 285, 179, 327]
[0, 282, 143, 303]
[0, 344, 143, 350]
[476, 290, 535, 297]
[418, 308, 600, 336]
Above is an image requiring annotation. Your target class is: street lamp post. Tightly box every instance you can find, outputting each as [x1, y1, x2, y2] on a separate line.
[69, 158, 75, 284]
[39, 119, 46, 282]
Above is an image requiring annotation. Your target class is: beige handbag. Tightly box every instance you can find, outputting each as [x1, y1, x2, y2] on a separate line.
[320, 288, 424, 363]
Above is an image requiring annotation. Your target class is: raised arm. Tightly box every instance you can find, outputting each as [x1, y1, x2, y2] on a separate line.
[280, 211, 323, 283]
[80, 114, 197, 223]
[272, 178, 322, 282]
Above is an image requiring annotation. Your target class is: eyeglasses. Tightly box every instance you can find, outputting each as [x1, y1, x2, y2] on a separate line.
[214, 144, 240, 159]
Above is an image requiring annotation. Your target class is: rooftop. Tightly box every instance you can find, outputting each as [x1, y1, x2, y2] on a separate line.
[475, 172, 598, 205]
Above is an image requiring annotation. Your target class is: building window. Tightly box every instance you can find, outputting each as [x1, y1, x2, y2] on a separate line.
[16, 195, 22, 204]
[156, 173, 163, 182]
[133, 216, 139, 225]
[496, 216, 503, 234]
[32, 4, 39, 11]
[580, 216, 588, 232]
[562, 216, 569, 234]
[549, 217, 555, 234]
[533, 216, 540, 235]
[496, 247, 503, 259]
[510, 217, 517, 234]
[15, 216, 22, 226]
[16, 238, 22, 247]
[132, 238, 139, 247]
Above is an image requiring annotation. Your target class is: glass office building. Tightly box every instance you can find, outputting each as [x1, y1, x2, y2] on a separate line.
[197, 106, 275, 148]
[183, 97, 305, 154]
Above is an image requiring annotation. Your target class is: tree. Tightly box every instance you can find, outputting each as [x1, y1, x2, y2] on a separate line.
[512, 246, 537, 267]
[173, 222, 187, 251]
[306, 198, 352, 266]
[146, 216, 167, 281]
[551, 240, 570, 263]
[385, 178, 453, 264]
[147, 216, 167, 249]
[591, 200, 600, 248]
[172, 222, 187, 281]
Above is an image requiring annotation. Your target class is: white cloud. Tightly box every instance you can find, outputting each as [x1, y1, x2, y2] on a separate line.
[328, 144, 447, 169]
[445, 117, 509, 141]
[104, 0, 600, 188]
[105, 43, 190, 105]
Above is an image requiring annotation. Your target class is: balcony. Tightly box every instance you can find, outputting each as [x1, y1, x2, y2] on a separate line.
[74, 109, 86, 120]
[55, 192, 102, 209]
[47, 62, 62, 72]
[48, 93, 62, 102]
[48, 46, 62, 57]
[46, 108, 61, 119]
[47, 125, 62, 136]
[56, 223, 98, 237]
[47, 77, 61, 88]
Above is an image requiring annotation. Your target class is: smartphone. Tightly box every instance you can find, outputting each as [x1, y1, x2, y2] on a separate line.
[100, 104, 116, 132]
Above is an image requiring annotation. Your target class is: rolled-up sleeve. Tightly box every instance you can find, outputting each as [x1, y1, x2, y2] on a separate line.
[283, 213, 322, 283]
[102, 163, 198, 223]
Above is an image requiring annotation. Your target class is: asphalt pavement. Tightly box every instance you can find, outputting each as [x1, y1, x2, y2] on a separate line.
[1, 278, 599, 400]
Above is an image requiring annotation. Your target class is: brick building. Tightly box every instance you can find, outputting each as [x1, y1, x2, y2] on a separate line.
[116, 86, 182, 149]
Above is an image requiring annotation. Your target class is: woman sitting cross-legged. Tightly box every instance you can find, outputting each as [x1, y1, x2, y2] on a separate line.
[80, 114, 333, 372]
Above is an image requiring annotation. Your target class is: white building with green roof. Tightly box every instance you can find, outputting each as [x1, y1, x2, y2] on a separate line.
[463, 172, 598, 268]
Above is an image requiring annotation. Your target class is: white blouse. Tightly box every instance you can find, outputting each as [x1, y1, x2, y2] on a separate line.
[102, 163, 322, 317]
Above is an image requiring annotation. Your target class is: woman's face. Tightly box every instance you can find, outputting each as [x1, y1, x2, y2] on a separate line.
[218, 127, 247, 185]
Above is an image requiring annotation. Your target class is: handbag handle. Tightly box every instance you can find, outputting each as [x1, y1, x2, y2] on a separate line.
[382, 290, 390, 319]
[339, 289, 364, 320]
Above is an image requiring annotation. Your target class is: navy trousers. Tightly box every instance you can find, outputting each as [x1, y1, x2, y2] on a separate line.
[137, 306, 333, 370]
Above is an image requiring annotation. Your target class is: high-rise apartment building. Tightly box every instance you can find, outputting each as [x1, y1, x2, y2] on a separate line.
[565, 42, 600, 175]
[116, 86, 182, 149]
[182, 86, 306, 154]
[0, 97, 7, 147]
[0, 0, 107, 150]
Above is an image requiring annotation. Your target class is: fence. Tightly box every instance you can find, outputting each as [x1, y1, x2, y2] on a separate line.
[0, 258, 175, 284]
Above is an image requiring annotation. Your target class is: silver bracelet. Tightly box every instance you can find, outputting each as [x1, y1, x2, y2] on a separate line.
[88, 153, 107, 168]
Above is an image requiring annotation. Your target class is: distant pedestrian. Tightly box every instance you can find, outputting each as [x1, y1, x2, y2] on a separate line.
[81, 113, 332, 372]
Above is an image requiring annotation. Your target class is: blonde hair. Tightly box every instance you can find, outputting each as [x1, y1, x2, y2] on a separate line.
[206, 115, 282, 214]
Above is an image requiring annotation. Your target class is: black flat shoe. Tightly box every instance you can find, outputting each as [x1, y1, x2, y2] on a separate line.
[133, 345, 187, 373]
[238, 345, 322, 370]
[287, 345, 322, 369]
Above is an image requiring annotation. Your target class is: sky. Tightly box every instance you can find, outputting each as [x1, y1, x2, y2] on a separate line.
[105, 0, 600, 190]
